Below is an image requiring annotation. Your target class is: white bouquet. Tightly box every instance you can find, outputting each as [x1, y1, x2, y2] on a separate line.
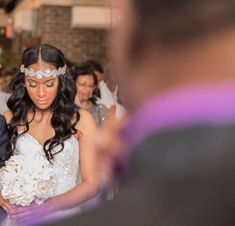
[0, 154, 56, 207]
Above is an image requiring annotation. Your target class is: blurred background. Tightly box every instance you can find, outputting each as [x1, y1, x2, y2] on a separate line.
[0, 0, 126, 119]
[0, 0, 117, 71]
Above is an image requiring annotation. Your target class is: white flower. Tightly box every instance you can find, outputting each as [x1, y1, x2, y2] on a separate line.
[0, 154, 56, 207]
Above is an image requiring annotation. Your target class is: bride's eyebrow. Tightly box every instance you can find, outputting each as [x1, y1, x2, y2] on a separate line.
[26, 79, 38, 83]
[44, 78, 56, 83]
[26, 78, 56, 83]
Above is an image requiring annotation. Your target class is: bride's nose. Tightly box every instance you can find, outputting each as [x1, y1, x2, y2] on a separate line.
[37, 85, 46, 98]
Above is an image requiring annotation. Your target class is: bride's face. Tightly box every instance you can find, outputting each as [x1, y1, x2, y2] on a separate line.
[24, 62, 59, 110]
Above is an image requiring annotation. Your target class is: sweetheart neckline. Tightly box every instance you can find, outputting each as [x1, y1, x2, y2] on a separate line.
[23, 132, 45, 147]
[18, 132, 78, 147]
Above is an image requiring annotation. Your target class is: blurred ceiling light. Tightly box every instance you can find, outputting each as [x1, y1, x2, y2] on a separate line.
[13, 9, 35, 32]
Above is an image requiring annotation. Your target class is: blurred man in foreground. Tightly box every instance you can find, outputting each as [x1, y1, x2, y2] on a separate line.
[42, 0, 235, 226]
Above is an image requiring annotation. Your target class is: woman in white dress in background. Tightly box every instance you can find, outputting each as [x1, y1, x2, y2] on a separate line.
[0, 44, 99, 225]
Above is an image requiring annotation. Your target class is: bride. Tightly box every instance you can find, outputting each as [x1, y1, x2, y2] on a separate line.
[0, 44, 99, 225]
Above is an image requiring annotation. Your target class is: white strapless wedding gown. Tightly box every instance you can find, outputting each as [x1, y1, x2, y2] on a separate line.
[2, 132, 81, 226]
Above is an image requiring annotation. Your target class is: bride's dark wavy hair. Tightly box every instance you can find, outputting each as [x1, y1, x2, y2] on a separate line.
[6, 43, 80, 161]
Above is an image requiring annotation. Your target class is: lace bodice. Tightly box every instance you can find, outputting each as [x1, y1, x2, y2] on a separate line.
[15, 132, 80, 196]
[1, 133, 80, 226]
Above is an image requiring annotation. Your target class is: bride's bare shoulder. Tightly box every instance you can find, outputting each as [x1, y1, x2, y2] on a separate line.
[75, 109, 96, 134]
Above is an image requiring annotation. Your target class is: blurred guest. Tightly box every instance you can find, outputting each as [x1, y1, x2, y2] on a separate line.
[40, 0, 235, 226]
[0, 91, 10, 114]
[87, 60, 126, 120]
[87, 60, 118, 109]
[104, 65, 126, 121]
[0, 69, 10, 114]
[0, 74, 5, 91]
[72, 63, 108, 126]
[86, 60, 105, 83]
[1, 69, 14, 93]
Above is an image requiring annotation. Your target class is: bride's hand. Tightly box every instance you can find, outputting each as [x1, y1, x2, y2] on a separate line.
[0, 193, 16, 214]
[8, 198, 55, 225]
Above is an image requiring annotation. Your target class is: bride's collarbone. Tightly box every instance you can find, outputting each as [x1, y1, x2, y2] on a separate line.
[17, 119, 79, 145]
[18, 125, 55, 146]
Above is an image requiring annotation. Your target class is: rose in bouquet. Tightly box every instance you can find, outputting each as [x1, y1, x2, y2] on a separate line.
[0, 153, 56, 207]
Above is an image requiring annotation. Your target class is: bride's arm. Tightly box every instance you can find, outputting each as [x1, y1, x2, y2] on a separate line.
[48, 109, 100, 211]
[0, 194, 15, 214]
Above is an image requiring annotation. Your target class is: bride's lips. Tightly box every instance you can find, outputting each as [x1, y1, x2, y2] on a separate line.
[82, 92, 91, 98]
[35, 99, 49, 105]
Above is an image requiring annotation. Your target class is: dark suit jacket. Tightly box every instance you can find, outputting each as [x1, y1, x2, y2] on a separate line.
[0, 114, 8, 168]
[0, 114, 8, 220]
[40, 125, 235, 226]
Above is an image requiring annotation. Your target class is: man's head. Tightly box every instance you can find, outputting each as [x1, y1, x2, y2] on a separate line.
[86, 60, 105, 82]
[114, 0, 235, 110]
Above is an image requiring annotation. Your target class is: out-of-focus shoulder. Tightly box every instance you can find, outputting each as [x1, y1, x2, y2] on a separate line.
[3, 111, 13, 124]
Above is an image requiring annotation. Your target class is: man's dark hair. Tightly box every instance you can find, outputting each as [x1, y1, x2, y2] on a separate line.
[130, 0, 235, 56]
[86, 60, 104, 74]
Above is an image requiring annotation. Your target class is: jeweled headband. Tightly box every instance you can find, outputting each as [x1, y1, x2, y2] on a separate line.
[20, 64, 67, 80]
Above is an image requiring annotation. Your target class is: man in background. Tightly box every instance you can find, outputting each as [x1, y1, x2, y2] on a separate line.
[87, 60, 126, 121]
[0, 115, 8, 168]
[87, 60, 118, 109]
[42, 0, 235, 225]
[0, 114, 9, 222]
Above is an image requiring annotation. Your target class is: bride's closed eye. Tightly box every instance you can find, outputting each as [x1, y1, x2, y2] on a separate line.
[28, 81, 37, 88]
[27, 81, 55, 88]
[46, 82, 55, 87]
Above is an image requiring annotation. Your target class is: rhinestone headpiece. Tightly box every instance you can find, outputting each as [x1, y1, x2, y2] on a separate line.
[20, 64, 67, 79]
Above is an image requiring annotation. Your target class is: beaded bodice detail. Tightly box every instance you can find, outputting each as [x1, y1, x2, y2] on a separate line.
[14, 132, 79, 196]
